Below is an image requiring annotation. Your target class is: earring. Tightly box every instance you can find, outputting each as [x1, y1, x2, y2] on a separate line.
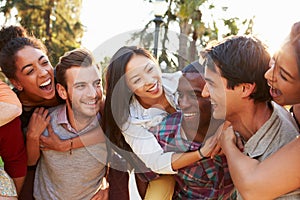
[17, 86, 23, 91]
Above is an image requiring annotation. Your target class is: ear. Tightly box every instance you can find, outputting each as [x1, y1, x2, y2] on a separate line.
[10, 79, 23, 91]
[56, 83, 68, 100]
[241, 83, 256, 98]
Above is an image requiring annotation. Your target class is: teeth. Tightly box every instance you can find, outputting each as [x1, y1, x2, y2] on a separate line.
[184, 113, 196, 117]
[148, 82, 157, 92]
[40, 79, 51, 87]
[85, 101, 96, 105]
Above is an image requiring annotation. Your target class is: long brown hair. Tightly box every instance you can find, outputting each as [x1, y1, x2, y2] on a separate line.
[289, 22, 300, 77]
[103, 46, 156, 151]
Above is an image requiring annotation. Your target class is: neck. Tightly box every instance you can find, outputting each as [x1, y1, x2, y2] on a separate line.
[137, 92, 175, 113]
[230, 101, 272, 141]
[67, 107, 96, 132]
[19, 91, 59, 108]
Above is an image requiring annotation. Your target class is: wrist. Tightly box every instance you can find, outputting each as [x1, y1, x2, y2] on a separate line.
[59, 139, 72, 152]
[69, 138, 73, 155]
[26, 132, 40, 141]
[198, 145, 209, 159]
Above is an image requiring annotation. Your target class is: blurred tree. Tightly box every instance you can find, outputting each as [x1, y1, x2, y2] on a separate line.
[132, 0, 254, 71]
[0, 0, 84, 66]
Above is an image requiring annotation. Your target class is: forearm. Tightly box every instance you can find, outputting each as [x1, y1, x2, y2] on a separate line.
[40, 126, 106, 152]
[26, 135, 40, 166]
[171, 132, 220, 170]
[171, 150, 202, 170]
[224, 138, 300, 199]
[123, 128, 175, 173]
[222, 142, 261, 199]
[0, 103, 22, 126]
[73, 126, 105, 148]
[12, 176, 25, 195]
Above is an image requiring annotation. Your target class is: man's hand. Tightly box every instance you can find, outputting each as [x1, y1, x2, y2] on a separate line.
[90, 177, 109, 200]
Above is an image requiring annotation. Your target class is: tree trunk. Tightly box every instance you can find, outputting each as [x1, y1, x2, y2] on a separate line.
[178, 20, 190, 70]
[189, 31, 198, 62]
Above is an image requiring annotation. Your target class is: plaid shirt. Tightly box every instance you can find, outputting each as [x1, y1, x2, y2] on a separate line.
[149, 112, 234, 200]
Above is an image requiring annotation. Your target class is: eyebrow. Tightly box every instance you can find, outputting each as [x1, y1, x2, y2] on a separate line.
[74, 78, 101, 85]
[129, 63, 152, 81]
[204, 77, 214, 84]
[279, 66, 295, 80]
[21, 55, 45, 72]
[73, 82, 86, 86]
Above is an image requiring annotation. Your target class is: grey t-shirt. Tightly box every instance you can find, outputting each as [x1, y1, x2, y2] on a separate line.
[237, 102, 300, 200]
[34, 104, 107, 200]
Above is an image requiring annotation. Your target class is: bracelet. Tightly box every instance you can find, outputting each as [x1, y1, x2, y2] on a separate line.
[198, 145, 209, 159]
[70, 138, 73, 155]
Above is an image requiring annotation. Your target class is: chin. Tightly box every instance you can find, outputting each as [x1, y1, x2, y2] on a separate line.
[42, 94, 55, 100]
[213, 112, 225, 120]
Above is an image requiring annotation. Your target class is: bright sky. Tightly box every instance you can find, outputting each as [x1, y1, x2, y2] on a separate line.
[80, 0, 153, 51]
[81, 0, 300, 57]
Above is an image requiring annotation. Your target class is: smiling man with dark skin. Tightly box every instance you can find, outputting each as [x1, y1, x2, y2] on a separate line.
[145, 61, 234, 199]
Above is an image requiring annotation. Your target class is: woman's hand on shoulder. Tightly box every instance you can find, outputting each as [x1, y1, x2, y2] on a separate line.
[40, 124, 71, 152]
[27, 107, 50, 140]
[219, 123, 244, 154]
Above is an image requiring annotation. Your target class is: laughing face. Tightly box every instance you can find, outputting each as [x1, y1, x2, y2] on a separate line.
[177, 73, 211, 135]
[13, 46, 55, 101]
[202, 66, 228, 120]
[125, 54, 163, 105]
[264, 43, 300, 105]
[63, 65, 103, 120]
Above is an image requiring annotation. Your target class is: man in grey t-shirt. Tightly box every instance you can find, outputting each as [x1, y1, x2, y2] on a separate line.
[34, 48, 108, 200]
[201, 36, 300, 199]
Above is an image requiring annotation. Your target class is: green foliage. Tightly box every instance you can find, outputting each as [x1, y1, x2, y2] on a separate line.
[0, 0, 84, 66]
[138, 0, 254, 71]
[0, 72, 8, 83]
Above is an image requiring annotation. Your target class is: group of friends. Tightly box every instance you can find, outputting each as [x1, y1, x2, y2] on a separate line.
[0, 20, 300, 200]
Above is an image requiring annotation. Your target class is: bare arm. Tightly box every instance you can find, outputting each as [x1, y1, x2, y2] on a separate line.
[0, 102, 22, 126]
[39, 122, 106, 152]
[0, 81, 22, 126]
[123, 122, 213, 173]
[171, 133, 218, 170]
[220, 126, 300, 199]
[26, 107, 50, 166]
[90, 177, 109, 200]
[12, 176, 25, 195]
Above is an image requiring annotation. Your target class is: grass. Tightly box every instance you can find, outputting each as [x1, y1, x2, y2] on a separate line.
[0, 157, 4, 167]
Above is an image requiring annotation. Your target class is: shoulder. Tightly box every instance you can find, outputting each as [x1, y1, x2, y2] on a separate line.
[272, 102, 299, 131]
[0, 80, 21, 108]
[0, 117, 22, 137]
[49, 104, 66, 115]
[162, 71, 182, 94]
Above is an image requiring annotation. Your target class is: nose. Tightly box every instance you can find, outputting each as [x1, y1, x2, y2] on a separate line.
[143, 74, 155, 85]
[179, 94, 190, 110]
[86, 85, 98, 98]
[202, 83, 210, 98]
[38, 67, 48, 77]
[264, 65, 276, 84]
